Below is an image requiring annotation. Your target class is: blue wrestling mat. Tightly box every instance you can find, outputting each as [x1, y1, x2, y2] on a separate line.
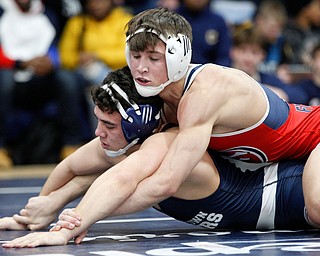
[1, 177, 320, 256]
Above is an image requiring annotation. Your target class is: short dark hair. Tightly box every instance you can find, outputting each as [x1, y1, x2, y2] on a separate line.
[91, 66, 163, 113]
[126, 7, 192, 52]
[232, 24, 266, 50]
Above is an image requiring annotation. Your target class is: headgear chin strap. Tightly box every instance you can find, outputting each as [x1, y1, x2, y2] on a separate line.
[126, 28, 192, 97]
[105, 138, 139, 157]
[101, 82, 161, 157]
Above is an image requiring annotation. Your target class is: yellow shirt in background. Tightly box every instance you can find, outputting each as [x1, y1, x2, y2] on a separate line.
[59, 7, 132, 70]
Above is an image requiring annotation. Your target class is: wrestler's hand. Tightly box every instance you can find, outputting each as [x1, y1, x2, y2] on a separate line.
[50, 208, 86, 244]
[0, 217, 28, 231]
[50, 208, 81, 231]
[13, 195, 60, 230]
[2, 229, 70, 248]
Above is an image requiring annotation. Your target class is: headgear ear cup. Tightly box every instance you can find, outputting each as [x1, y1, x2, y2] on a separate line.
[121, 105, 161, 143]
[165, 33, 192, 82]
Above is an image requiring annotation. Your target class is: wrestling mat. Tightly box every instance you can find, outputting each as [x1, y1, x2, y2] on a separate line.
[1, 166, 320, 256]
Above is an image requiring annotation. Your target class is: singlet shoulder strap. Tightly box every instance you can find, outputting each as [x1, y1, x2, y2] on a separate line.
[182, 64, 206, 96]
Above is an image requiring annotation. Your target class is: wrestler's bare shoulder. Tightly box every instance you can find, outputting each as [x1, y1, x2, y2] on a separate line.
[191, 64, 258, 93]
[182, 64, 267, 131]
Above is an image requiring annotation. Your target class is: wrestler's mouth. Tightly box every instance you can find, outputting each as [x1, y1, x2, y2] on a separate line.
[135, 77, 151, 85]
[100, 141, 109, 150]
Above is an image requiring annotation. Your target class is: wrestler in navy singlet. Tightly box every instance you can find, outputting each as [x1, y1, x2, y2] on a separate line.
[157, 151, 312, 230]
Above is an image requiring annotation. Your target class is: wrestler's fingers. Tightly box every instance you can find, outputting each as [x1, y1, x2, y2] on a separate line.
[13, 214, 31, 225]
[50, 220, 78, 231]
[59, 208, 81, 221]
[0, 217, 28, 231]
[49, 224, 61, 232]
[27, 223, 47, 231]
[3, 232, 68, 248]
[58, 215, 81, 227]
[58, 210, 81, 227]
[2, 234, 36, 248]
[74, 230, 88, 244]
[19, 208, 27, 216]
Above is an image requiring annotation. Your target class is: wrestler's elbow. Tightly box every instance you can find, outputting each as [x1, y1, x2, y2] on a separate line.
[151, 174, 180, 200]
[160, 182, 179, 198]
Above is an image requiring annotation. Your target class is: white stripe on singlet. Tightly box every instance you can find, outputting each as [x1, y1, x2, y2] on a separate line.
[182, 64, 206, 95]
[256, 163, 278, 229]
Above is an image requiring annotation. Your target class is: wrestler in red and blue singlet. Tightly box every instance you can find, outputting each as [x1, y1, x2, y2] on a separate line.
[184, 64, 320, 171]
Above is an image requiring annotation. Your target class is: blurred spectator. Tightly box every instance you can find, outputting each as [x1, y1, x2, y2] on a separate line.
[58, 0, 132, 132]
[176, 0, 232, 66]
[59, 0, 132, 86]
[43, 0, 82, 38]
[278, 0, 320, 83]
[157, 0, 180, 11]
[253, 0, 288, 74]
[211, 0, 257, 25]
[287, 43, 320, 105]
[122, 0, 156, 14]
[0, 0, 87, 167]
[231, 25, 302, 103]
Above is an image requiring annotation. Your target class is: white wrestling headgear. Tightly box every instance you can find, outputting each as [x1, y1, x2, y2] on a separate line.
[101, 82, 161, 157]
[126, 28, 192, 97]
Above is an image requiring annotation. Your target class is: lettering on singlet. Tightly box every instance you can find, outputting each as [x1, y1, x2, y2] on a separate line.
[219, 146, 268, 163]
[188, 211, 223, 229]
[294, 104, 313, 113]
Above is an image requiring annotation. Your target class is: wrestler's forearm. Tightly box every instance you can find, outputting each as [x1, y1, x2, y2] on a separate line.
[40, 147, 89, 196]
[40, 160, 76, 196]
[12, 173, 102, 231]
[64, 145, 166, 239]
[40, 138, 110, 196]
[48, 173, 101, 210]
[64, 167, 140, 240]
[109, 177, 166, 216]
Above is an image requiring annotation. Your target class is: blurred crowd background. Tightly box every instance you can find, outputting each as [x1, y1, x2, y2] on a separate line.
[1, 0, 320, 168]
